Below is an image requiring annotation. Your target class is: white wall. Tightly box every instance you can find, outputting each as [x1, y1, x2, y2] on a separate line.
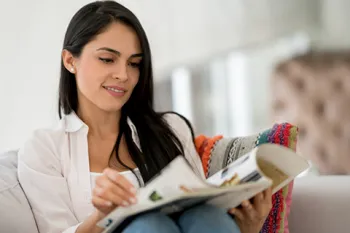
[120, 0, 320, 75]
[0, 0, 322, 150]
[0, 0, 85, 150]
[315, 0, 350, 49]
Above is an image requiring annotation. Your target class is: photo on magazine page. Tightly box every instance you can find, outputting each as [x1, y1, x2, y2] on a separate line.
[206, 149, 261, 188]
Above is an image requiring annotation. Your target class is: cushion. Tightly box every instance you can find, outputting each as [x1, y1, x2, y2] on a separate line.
[195, 122, 298, 233]
[0, 150, 38, 233]
[271, 51, 350, 175]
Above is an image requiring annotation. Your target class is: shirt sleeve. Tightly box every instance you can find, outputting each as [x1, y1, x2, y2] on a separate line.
[163, 113, 206, 179]
[17, 129, 81, 233]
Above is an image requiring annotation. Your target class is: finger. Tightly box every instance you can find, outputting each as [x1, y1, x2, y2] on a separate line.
[252, 194, 269, 219]
[263, 186, 272, 200]
[241, 200, 257, 220]
[180, 185, 194, 193]
[253, 192, 264, 210]
[93, 186, 133, 207]
[242, 200, 254, 211]
[96, 175, 135, 203]
[229, 208, 244, 220]
[103, 168, 137, 196]
[91, 196, 113, 210]
[94, 177, 137, 206]
[254, 192, 264, 203]
[263, 187, 273, 211]
[254, 192, 273, 220]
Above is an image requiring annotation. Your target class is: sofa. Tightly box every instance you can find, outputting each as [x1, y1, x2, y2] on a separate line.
[289, 175, 350, 233]
[1, 150, 350, 233]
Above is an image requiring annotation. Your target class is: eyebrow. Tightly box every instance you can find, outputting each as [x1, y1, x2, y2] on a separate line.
[97, 47, 143, 58]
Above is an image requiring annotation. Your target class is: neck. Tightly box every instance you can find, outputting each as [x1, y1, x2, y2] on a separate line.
[77, 105, 121, 139]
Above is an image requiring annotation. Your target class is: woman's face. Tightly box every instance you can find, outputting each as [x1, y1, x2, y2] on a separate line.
[63, 21, 142, 113]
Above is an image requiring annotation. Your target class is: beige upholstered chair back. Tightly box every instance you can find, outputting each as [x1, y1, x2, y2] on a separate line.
[271, 51, 350, 175]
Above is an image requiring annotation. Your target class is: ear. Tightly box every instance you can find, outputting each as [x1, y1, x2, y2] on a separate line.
[62, 49, 77, 74]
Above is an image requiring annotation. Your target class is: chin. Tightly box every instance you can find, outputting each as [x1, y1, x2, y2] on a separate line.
[94, 95, 130, 113]
[98, 102, 125, 113]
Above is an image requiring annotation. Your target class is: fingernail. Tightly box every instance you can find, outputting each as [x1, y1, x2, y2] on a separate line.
[129, 197, 137, 204]
[105, 201, 113, 207]
[242, 201, 249, 207]
[122, 201, 129, 207]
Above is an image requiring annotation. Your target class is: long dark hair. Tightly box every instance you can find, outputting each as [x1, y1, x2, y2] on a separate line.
[58, 1, 189, 183]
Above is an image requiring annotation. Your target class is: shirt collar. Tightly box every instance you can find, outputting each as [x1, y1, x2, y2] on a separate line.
[64, 111, 86, 133]
[63, 111, 141, 150]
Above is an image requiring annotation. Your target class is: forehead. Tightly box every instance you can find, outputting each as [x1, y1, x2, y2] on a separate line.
[87, 21, 142, 55]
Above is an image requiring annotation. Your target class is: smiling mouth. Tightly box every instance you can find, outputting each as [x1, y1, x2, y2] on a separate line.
[103, 86, 126, 93]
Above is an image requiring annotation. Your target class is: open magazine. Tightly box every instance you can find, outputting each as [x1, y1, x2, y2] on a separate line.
[97, 143, 309, 233]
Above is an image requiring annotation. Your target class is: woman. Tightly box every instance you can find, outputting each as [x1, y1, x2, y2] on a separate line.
[17, 1, 272, 233]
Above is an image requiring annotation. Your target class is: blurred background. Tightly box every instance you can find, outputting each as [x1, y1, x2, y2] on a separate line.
[1, 0, 350, 175]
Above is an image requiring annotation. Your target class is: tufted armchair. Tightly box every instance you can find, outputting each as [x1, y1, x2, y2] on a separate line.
[270, 50, 350, 175]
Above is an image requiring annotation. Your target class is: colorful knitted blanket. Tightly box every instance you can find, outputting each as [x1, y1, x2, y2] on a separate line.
[195, 123, 298, 233]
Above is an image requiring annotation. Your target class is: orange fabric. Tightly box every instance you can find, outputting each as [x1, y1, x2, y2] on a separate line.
[195, 135, 223, 177]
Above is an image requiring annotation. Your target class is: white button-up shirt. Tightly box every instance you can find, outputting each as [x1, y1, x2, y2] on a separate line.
[18, 112, 205, 233]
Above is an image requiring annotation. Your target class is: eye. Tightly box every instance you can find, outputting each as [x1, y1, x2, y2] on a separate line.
[99, 57, 114, 64]
[128, 62, 140, 68]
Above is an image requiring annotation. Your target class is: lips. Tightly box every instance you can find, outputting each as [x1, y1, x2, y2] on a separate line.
[103, 85, 127, 93]
[103, 85, 127, 97]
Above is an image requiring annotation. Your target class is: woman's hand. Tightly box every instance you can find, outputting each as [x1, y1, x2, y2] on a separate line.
[229, 187, 273, 233]
[92, 168, 138, 217]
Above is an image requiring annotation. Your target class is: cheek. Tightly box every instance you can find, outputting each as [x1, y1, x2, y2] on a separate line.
[127, 69, 140, 90]
[76, 59, 104, 92]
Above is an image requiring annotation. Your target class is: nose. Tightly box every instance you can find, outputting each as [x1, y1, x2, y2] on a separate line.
[112, 61, 128, 81]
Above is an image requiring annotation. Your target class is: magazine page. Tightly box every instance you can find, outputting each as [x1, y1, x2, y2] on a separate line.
[255, 144, 310, 193]
[205, 144, 309, 209]
[205, 148, 272, 209]
[98, 144, 309, 232]
[206, 148, 264, 186]
[98, 156, 212, 232]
